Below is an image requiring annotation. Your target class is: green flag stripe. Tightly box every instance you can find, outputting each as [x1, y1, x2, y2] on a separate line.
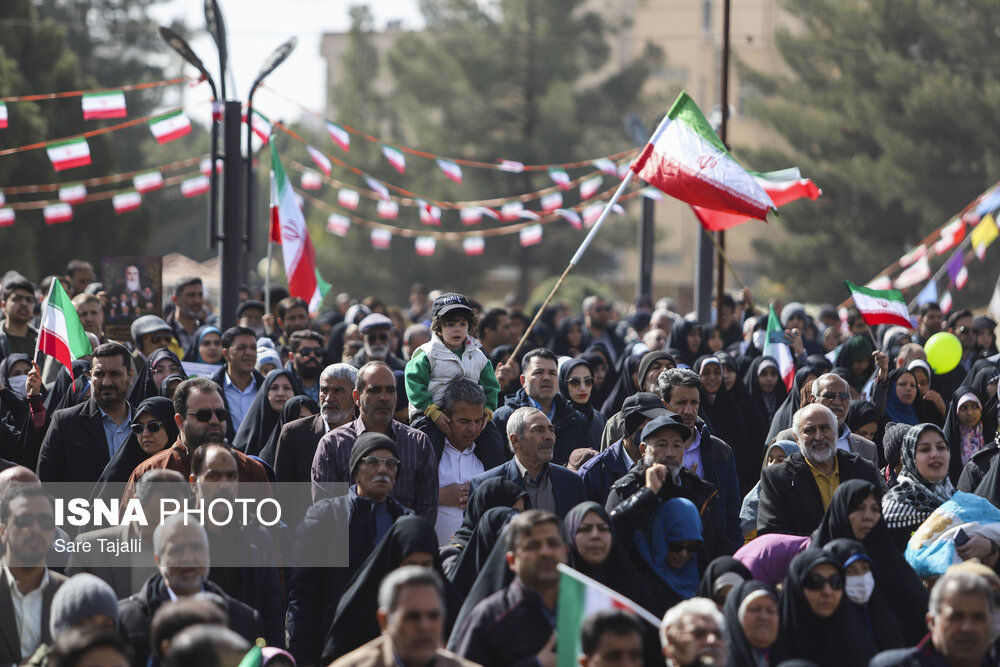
[668, 92, 729, 155]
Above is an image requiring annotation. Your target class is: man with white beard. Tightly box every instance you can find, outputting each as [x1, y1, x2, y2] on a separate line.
[757, 403, 883, 536]
[351, 313, 407, 371]
[124, 265, 142, 293]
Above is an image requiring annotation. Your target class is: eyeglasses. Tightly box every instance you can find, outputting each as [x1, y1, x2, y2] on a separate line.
[591, 306, 609, 313]
[667, 541, 701, 553]
[956, 326, 971, 334]
[360, 455, 400, 470]
[298, 347, 324, 357]
[182, 408, 229, 423]
[131, 421, 164, 435]
[365, 332, 389, 342]
[567, 376, 594, 387]
[817, 391, 850, 402]
[12, 513, 56, 530]
[147, 333, 172, 344]
[803, 572, 844, 591]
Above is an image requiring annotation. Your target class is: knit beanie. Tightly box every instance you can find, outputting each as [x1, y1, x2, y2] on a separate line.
[349, 432, 399, 476]
[50, 573, 119, 636]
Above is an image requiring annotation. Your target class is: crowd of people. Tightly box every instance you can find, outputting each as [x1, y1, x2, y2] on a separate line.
[0, 259, 998, 666]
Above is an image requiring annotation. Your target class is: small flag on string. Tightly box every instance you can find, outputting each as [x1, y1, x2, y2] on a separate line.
[326, 213, 350, 237]
[327, 121, 350, 152]
[419, 201, 441, 226]
[364, 176, 390, 201]
[0, 102, 7, 129]
[618, 162, 631, 179]
[133, 171, 164, 194]
[460, 208, 482, 225]
[112, 190, 142, 213]
[518, 209, 541, 221]
[211, 101, 224, 122]
[415, 236, 436, 256]
[0, 193, 4, 207]
[58, 184, 87, 204]
[306, 146, 332, 176]
[500, 202, 524, 222]
[541, 192, 563, 212]
[946, 252, 968, 290]
[580, 176, 602, 200]
[971, 214, 999, 260]
[0, 208, 15, 226]
[382, 145, 405, 174]
[81, 91, 127, 120]
[866, 275, 893, 291]
[556, 208, 582, 230]
[247, 109, 271, 141]
[300, 170, 322, 190]
[641, 187, 665, 202]
[371, 228, 392, 249]
[899, 244, 928, 268]
[592, 158, 618, 176]
[43, 203, 73, 224]
[480, 207, 500, 220]
[548, 167, 571, 190]
[295, 192, 304, 209]
[893, 256, 931, 290]
[149, 111, 192, 144]
[47, 138, 92, 171]
[463, 236, 485, 256]
[498, 159, 524, 173]
[915, 280, 938, 307]
[940, 291, 953, 313]
[338, 188, 359, 210]
[376, 200, 398, 219]
[200, 158, 223, 175]
[181, 175, 210, 198]
[520, 224, 543, 247]
[437, 159, 463, 185]
[934, 218, 965, 255]
[583, 204, 603, 228]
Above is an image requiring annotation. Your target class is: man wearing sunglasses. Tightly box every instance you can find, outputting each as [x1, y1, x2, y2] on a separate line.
[129, 315, 177, 364]
[287, 330, 325, 403]
[582, 296, 624, 364]
[351, 314, 406, 372]
[0, 485, 68, 664]
[289, 431, 413, 666]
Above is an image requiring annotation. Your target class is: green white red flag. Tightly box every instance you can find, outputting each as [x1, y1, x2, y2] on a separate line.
[845, 281, 913, 328]
[269, 138, 331, 313]
[149, 111, 191, 144]
[692, 168, 820, 231]
[81, 91, 127, 120]
[37, 279, 92, 379]
[632, 91, 775, 220]
[555, 564, 659, 667]
[764, 304, 795, 391]
[47, 138, 91, 171]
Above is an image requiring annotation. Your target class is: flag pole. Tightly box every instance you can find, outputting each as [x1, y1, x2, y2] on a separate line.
[507, 113, 674, 362]
[33, 281, 53, 369]
[265, 168, 275, 316]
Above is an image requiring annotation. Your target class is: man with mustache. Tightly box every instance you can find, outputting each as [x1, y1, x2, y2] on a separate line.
[757, 404, 883, 536]
[451, 510, 567, 667]
[0, 486, 67, 664]
[188, 443, 283, 646]
[351, 314, 406, 371]
[289, 432, 413, 666]
[273, 363, 357, 484]
[286, 330, 325, 403]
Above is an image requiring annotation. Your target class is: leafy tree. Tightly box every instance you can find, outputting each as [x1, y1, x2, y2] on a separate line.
[741, 0, 1000, 304]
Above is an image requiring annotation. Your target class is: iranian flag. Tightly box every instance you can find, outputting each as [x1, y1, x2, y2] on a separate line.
[338, 188, 359, 210]
[149, 111, 192, 144]
[557, 208, 583, 230]
[365, 176, 390, 201]
[43, 203, 73, 224]
[270, 138, 331, 314]
[47, 138, 91, 171]
[556, 565, 659, 667]
[460, 208, 482, 225]
[845, 281, 913, 328]
[327, 121, 350, 152]
[541, 192, 563, 212]
[247, 110, 271, 141]
[0, 101, 7, 129]
[463, 236, 484, 255]
[371, 228, 392, 249]
[181, 175, 210, 198]
[307, 145, 332, 176]
[592, 158, 617, 175]
[632, 91, 775, 220]
[59, 184, 87, 204]
[326, 213, 350, 237]
[112, 191, 142, 213]
[498, 159, 524, 173]
[381, 145, 405, 174]
[580, 176, 602, 200]
[81, 91, 127, 120]
[133, 171, 164, 194]
[764, 304, 795, 391]
[548, 167, 571, 190]
[692, 168, 820, 231]
[415, 236, 436, 256]
[37, 279, 92, 380]
[437, 159, 463, 185]
[376, 200, 398, 220]
[0, 209, 14, 227]
[519, 224, 543, 247]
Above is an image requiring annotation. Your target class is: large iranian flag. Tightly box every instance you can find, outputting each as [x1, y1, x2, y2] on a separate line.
[693, 168, 821, 231]
[555, 565, 659, 667]
[845, 281, 913, 328]
[37, 279, 92, 379]
[632, 91, 775, 220]
[269, 137, 331, 313]
[764, 304, 795, 391]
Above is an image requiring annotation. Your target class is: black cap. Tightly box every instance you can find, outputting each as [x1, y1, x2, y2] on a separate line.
[236, 299, 265, 319]
[432, 292, 474, 319]
[349, 432, 400, 476]
[622, 392, 670, 420]
[640, 414, 691, 442]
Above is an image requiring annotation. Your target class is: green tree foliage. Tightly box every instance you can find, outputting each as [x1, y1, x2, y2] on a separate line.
[741, 0, 1000, 304]
[308, 0, 662, 302]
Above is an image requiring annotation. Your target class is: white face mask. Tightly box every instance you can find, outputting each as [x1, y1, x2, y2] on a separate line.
[7, 375, 28, 398]
[845, 572, 875, 604]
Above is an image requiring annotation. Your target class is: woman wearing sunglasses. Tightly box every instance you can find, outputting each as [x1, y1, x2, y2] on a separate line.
[93, 397, 179, 493]
[628, 497, 703, 617]
[773, 548, 875, 666]
[559, 358, 605, 447]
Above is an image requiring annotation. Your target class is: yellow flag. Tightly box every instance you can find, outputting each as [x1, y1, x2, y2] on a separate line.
[971, 214, 999, 259]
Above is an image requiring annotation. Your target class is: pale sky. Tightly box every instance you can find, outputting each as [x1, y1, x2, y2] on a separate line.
[151, 1, 422, 124]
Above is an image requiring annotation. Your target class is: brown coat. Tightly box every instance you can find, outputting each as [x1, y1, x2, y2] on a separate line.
[329, 635, 480, 667]
[121, 443, 272, 502]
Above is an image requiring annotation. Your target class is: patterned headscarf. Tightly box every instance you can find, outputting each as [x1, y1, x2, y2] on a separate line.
[881, 423, 954, 530]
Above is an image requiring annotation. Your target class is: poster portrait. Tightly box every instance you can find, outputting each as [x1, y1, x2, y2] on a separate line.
[101, 256, 162, 342]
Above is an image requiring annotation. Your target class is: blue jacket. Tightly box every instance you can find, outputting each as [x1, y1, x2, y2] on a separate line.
[578, 439, 634, 506]
[469, 458, 584, 520]
[491, 388, 591, 466]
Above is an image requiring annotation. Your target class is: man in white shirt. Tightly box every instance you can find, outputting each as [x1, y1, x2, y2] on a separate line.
[0, 485, 67, 663]
[211, 326, 263, 435]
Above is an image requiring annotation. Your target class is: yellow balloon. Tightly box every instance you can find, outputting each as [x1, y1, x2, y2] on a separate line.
[924, 332, 963, 374]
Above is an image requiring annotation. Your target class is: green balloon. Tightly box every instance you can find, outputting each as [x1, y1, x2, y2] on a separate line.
[924, 332, 963, 374]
